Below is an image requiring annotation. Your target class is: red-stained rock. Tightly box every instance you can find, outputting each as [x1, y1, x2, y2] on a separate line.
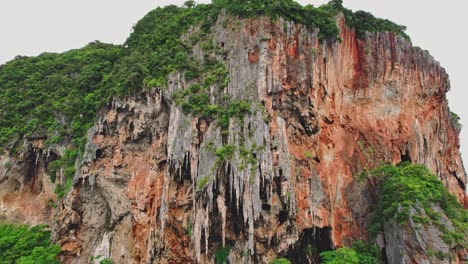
[0, 140, 56, 226]
[248, 46, 259, 63]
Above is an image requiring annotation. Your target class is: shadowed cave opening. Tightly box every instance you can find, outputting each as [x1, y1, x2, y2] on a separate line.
[381, 247, 389, 263]
[24, 152, 39, 184]
[283, 227, 333, 264]
[23, 147, 48, 194]
[44, 150, 59, 181]
[400, 149, 412, 163]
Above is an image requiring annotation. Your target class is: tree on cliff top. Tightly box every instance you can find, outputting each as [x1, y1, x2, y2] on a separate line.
[184, 1, 196, 8]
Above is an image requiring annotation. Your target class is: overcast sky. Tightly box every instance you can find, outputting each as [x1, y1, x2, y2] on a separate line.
[0, 0, 466, 164]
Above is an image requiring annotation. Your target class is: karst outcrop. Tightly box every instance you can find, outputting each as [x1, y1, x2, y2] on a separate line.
[0, 1, 466, 263]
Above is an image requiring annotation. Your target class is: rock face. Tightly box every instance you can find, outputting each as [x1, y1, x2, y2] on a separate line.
[0, 138, 56, 225]
[382, 206, 455, 264]
[2, 13, 466, 264]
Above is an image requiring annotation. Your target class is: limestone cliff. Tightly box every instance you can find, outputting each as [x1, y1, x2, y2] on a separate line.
[50, 13, 466, 263]
[0, 4, 466, 264]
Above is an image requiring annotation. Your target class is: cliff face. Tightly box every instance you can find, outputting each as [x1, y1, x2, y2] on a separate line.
[47, 14, 466, 263]
[1, 11, 465, 264]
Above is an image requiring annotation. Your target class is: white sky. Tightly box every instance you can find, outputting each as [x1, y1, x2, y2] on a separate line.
[0, 0, 466, 164]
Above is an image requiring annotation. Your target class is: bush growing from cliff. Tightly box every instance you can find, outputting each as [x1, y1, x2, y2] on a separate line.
[320, 247, 360, 264]
[90, 256, 114, 264]
[450, 111, 462, 133]
[320, 240, 380, 264]
[99, 258, 113, 264]
[214, 246, 231, 264]
[0, 224, 60, 264]
[368, 163, 468, 248]
[196, 175, 212, 192]
[269, 258, 291, 264]
[215, 144, 236, 162]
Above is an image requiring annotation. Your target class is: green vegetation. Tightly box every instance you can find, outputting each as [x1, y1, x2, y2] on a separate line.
[368, 163, 468, 248]
[0, 42, 121, 152]
[269, 258, 291, 264]
[196, 175, 212, 192]
[184, 0, 196, 8]
[239, 145, 258, 172]
[430, 250, 451, 260]
[214, 246, 231, 264]
[174, 86, 250, 134]
[320, 241, 380, 264]
[187, 219, 193, 239]
[450, 111, 462, 132]
[99, 258, 114, 264]
[343, 9, 410, 40]
[170, 22, 250, 133]
[321, 247, 360, 264]
[47, 149, 78, 183]
[212, 143, 261, 174]
[215, 144, 236, 161]
[304, 150, 313, 159]
[214, 0, 409, 41]
[356, 140, 383, 181]
[54, 177, 73, 199]
[0, 4, 217, 195]
[3, 160, 12, 168]
[0, 224, 60, 264]
[214, 0, 338, 41]
[90, 256, 114, 264]
[0, 42, 121, 196]
[122, 4, 218, 91]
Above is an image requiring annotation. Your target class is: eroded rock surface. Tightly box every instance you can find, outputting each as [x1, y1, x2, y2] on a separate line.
[2, 13, 465, 264]
[382, 206, 454, 264]
[0, 138, 56, 225]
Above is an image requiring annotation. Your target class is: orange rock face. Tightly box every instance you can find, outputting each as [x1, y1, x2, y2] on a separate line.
[46, 14, 466, 264]
[0, 140, 56, 226]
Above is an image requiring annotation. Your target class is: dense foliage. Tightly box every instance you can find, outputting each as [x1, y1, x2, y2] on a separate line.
[368, 163, 468, 248]
[0, 43, 122, 189]
[0, 224, 60, 264]
[0, 42, 121, 152]
[214, 246, 231, 264]
[320, 241, 380, 264]
[344, 10, 409, 40]
[119, 4, 219, 93]
[213, 0, 409, 41]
